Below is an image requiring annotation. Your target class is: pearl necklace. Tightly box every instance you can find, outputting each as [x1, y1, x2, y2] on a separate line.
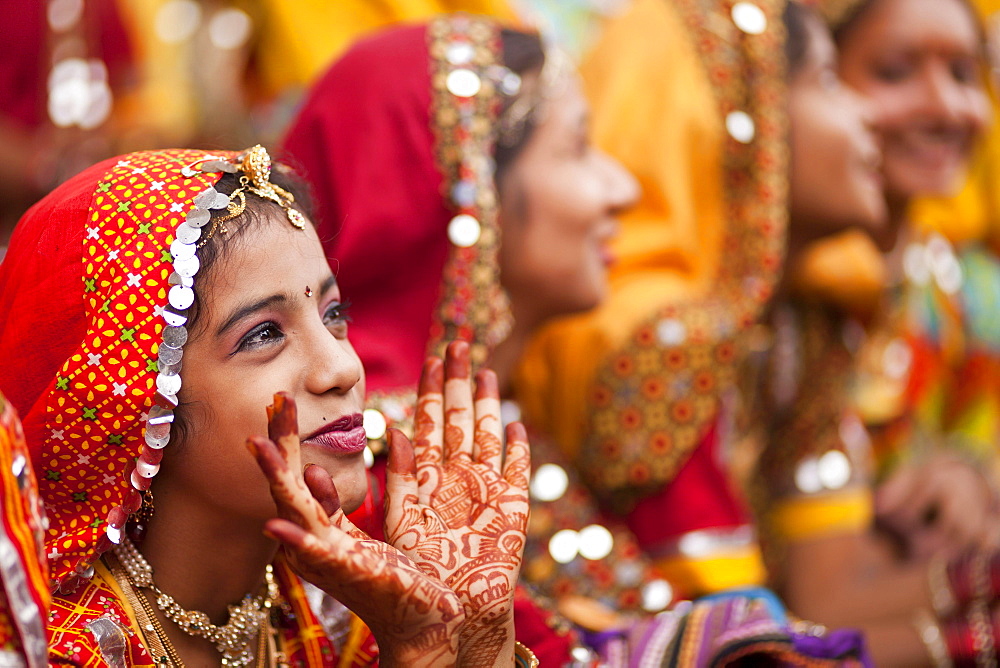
[113, 538, 279, 667]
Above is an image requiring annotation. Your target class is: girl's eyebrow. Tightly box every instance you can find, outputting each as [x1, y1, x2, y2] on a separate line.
[216, 294, 287, 337]
[319, 274, 338, 295]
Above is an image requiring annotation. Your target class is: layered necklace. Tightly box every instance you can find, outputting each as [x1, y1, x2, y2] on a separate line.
[112, 538, 280, 667]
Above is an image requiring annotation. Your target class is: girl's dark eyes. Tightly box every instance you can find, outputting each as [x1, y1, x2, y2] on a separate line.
[235, 322, 284, 353]
[874, 63, 910, 83]
[323, 299, 352, 338]
[233, 301, 352, 354]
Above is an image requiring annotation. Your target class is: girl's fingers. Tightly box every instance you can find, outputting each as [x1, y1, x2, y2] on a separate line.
[328, 503, 368, 540]
[247, 435, 288, 481]
[443, 341, 474, 463]
[386, 429, 420, 507]
[303, 464, 340, 520]
[502, 422, 531, 492]
[268, 392, 302, 473]
[473, 368, 503, 471]
[415, 357, 445, 503]
[263, 517, 314, 550]
[384, 429, 425, 548]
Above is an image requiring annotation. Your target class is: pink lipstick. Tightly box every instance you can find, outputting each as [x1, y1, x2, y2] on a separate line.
[302, 413, 366, 454]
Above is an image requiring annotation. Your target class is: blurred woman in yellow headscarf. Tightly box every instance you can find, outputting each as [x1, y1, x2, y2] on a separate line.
[517, 0, 787, 600]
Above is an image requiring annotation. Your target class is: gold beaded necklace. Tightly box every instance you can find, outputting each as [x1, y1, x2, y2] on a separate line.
[111, 538, 279, 667]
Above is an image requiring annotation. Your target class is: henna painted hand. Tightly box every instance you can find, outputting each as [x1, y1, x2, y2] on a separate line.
[248, 393, 465, 668]
[383, 341, 531, 667]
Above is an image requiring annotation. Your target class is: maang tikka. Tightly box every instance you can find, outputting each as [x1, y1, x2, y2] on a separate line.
[197, 144, 306, 248]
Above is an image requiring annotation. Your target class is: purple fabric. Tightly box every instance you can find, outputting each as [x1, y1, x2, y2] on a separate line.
[792, 628, 873, 667]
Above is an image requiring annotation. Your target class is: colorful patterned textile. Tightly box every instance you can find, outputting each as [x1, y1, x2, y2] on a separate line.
[0, 394, 49, 667]
[0, 148, 371, 665]
[0, 149, 230, 591]
[745, 303, 875, 577]
[854, 236, 1000, 479]
[521, 428, 667, 616]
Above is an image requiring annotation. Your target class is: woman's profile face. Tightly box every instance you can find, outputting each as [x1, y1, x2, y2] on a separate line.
[838, 0, 990, 200]
[789, 11, 887, 239]
[497, 75, 639, 326]
[160, 212, 368, 520]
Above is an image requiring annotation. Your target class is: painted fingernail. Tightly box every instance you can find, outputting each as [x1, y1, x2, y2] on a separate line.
[386, 429, 416, 475]
[506, 421, 527, 443]
[474, 368, 498, 400]
[419, 357, 444, 395]
[446, 340, 470, 380]
[268, 392, 297, 442]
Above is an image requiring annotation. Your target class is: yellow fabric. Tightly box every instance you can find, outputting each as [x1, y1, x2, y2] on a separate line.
[655, 546, 767, 597]
[254, 0, 518, 95]
[338, 615, 373, 668]
[112, 0, 203, 145]
[787, 230, 886, 318]
[515, 0, 725, 459]
[769, 488, 874, 542]
[92, 560, 142, 633]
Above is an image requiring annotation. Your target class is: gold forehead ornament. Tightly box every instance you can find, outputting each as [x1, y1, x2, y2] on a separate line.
[197, 145, 306, 248]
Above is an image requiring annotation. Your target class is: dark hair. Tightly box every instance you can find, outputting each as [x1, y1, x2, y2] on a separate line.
[784, 1, 816, 77]
[830, 0, 874, 42]
[833, 0, 983, 48]
[494, 28, 546, 183]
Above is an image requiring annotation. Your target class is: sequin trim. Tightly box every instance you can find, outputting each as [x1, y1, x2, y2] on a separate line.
[425, 14, 513, 367]
[40, 150, 242, 592]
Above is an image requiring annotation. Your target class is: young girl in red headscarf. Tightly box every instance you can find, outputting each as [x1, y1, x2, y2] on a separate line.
[0, 145, 533, 666]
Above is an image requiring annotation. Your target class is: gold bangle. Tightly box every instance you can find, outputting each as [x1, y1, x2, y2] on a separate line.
[928, 555, 956, 618]
[912, 608, 953, 668]
[514, 641, 540, 668]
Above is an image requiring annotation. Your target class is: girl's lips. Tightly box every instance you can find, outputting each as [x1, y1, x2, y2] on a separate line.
[303, 425, 367, 454]
[302, 413, 366, 454]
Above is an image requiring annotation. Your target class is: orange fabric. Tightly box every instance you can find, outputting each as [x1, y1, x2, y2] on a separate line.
[0, 394, 48, 664]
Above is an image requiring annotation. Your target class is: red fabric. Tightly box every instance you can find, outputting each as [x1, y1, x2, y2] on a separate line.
[0, 151, 236, 590]
[623, 421, 751, 549]
[0, 157, 116, 441]
[280, 24, 452, 395]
